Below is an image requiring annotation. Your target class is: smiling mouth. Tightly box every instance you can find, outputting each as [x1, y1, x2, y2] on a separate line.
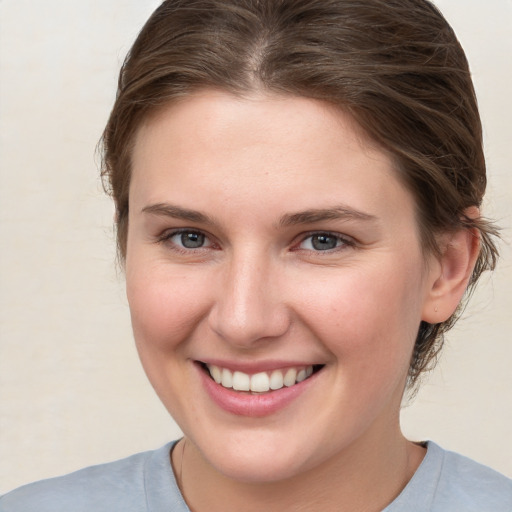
[199, 363, 324, 394]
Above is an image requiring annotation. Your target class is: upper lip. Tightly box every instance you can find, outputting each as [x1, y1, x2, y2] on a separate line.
[196, 359, 324, 374]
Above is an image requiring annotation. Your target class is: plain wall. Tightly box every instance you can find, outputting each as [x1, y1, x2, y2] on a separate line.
[0, 0, 511, 493]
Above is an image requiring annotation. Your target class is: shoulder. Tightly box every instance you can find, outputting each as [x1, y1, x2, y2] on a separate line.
[0, 443, 180, 512]
[386, 442, 512, 512]
[432, 443, 512, 511]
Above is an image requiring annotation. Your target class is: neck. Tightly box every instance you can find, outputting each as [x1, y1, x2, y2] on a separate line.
[172, 430, 426, 512]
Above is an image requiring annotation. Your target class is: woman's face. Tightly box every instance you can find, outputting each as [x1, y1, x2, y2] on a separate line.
[126, 90, 438, 482]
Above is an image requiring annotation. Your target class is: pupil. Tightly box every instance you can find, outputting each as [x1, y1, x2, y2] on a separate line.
[312, 234, 337, 250]
[181, 232, 204, 248]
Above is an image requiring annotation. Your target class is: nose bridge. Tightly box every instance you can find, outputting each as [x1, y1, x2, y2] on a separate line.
[208, 246, 289, 346]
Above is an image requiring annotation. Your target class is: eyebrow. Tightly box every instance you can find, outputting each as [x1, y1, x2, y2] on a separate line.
[278, 206, 377, 227]
[142, 203, 215, 224]
[142, 202, 376, 227]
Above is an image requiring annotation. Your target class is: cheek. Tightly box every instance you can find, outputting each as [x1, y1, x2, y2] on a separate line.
[293, 263, 425, 363]
[126, 262, 211, 352]
[125, 262, 212, 420]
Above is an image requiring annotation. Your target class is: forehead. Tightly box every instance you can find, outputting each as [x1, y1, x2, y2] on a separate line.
[130, 90, 417, 230]
[133, 90, 389, 178]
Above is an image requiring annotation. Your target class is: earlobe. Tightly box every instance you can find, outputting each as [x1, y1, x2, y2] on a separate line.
[422, 220, 480, 324]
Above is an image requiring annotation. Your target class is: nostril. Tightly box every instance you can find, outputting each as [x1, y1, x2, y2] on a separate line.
[207, 305, 291, 347]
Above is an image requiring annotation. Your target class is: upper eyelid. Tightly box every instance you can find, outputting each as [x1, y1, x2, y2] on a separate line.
[296, 230, 354, 244]
[157, 228, 214, 246]
[159, 227, 209, 238]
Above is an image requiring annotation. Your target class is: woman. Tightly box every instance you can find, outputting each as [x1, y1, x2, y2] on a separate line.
[1, 0, 511, 510]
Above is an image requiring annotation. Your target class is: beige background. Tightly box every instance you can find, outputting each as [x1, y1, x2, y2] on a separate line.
[0, 0, 511, 494]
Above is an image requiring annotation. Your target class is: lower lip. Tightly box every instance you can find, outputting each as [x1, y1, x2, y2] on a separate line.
[198, 365, 319, 418]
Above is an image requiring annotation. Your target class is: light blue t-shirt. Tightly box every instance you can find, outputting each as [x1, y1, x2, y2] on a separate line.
[1, 441, 511, 511]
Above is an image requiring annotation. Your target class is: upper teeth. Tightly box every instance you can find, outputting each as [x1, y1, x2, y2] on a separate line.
[206, 364, 314, 393]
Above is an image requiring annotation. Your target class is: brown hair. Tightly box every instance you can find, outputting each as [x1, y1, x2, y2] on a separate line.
[101, 0, 499, 388]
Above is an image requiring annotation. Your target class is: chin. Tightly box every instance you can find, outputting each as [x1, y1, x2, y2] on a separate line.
[191, 428, 321, 484]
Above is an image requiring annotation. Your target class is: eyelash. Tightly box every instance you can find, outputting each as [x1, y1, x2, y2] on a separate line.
[156, 229, 354, 254]
[294, 231, 355, 253]
[156, 229, 216, 254]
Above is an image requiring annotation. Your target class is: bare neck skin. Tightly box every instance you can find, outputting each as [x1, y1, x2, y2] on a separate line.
[171, 427, 426, 512]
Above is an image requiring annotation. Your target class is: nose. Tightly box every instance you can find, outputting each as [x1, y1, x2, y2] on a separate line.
[207, 251, 291, 348]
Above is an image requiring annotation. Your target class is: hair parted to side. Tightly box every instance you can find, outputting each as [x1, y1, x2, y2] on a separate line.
[100, 0, 499, 389]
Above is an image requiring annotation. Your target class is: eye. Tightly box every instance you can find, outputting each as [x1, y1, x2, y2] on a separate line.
[298, 232, 350, 251]
[164, 230, 213, 250]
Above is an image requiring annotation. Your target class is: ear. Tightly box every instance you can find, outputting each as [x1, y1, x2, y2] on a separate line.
[422, 208, 481, 323]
